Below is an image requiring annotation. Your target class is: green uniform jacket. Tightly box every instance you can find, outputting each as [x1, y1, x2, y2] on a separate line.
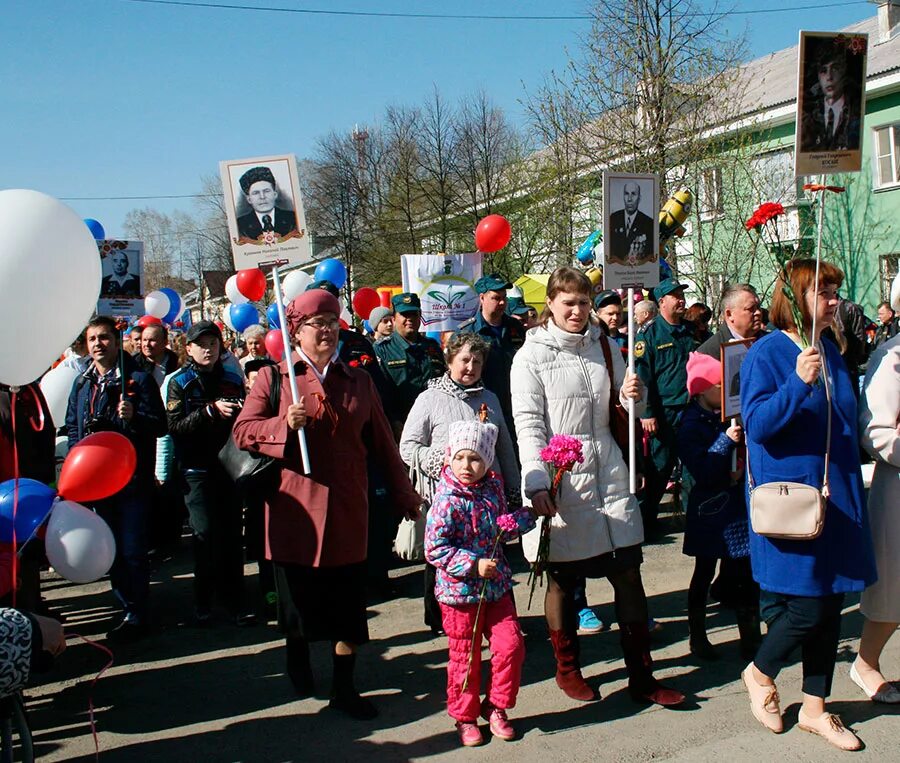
[634, 317, 695, 422]
[374, 332, 446, 422]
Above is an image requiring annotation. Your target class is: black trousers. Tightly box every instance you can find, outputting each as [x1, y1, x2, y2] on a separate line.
[183, 468, 245, 614]
[639, 410, 681, 534]
[755, 591, 845, 698]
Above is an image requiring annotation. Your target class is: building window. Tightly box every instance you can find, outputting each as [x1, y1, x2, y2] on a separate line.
[874, 124, 900, 188]
[699, 168, 724, 219]
[880, 254, 899, 301]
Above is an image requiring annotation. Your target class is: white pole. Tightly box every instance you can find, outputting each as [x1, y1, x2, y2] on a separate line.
[627, 286, 637, 495]
[810, 174, 827, 346]
[271, 265, 312, 475]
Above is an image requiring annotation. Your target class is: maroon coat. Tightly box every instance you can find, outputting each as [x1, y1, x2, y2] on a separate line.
[233, 354, 420, 568]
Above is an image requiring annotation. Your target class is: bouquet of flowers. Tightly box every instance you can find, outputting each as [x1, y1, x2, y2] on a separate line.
[462, 512, 521, 692]
[744, 201, 809, 348]
[526, 434, 584, 609]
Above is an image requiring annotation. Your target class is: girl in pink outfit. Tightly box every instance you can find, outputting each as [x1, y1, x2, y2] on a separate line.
[425, 420, 535, 747]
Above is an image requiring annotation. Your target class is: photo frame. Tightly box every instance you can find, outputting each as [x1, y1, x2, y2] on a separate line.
[97, 239, 144, 317]
[219, 153, 312, 270]
[602, 171, 660, 290]
[794, 31, 868, 177]
[720, 338, 754, 420]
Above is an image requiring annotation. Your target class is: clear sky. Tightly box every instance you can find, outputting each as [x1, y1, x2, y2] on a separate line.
[4, 0, 875, 236]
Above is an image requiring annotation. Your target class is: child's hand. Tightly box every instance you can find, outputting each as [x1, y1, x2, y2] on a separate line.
[726, 422, 743, 443]
[477, 558, 498, 579]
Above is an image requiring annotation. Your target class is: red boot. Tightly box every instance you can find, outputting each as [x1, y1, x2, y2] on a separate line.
[620, 623, 685, 707]
[549, 629, 598, 701]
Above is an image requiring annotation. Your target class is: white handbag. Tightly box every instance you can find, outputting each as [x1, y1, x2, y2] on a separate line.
[393, 449, 431, 561]
[748, 355, 831, 541]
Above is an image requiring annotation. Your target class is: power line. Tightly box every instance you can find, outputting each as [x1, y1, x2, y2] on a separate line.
[59, 193, 216, 200]
[118, 0, 869, 20]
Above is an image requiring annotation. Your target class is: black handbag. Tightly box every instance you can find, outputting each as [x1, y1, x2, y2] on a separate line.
[218, 365, 282, 489]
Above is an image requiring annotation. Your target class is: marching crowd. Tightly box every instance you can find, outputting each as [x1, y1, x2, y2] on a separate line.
[0, 260, 898, 752]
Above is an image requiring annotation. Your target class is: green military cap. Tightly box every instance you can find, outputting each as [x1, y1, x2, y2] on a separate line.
[474, 273, 513, 294]
[593, 289, 622, 310]
[391, 292, 421, 314]
[653, 277, 688, 301]
[506, 296, 532, 316]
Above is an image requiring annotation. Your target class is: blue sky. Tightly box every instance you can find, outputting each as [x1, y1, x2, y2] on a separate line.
[4, 0, 875, 236]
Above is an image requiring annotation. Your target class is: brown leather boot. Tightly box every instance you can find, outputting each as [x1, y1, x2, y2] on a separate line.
[549, 629, 598, 701]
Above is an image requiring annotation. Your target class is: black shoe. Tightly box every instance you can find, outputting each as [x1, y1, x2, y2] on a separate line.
[328, 693, 378, 720]
[106, 619, 149, 644]
[193, 609, 212, 627]
[689, 637, 719, 661]
[233, 612, 258, 627]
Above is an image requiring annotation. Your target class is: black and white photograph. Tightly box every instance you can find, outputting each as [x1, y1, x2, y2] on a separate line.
[795, 31, 867, 177]
[220, 153, 312, 270]
[602, 171, 660, 290]
[720, 338, 753, 419]
[98, 239, 144, 316]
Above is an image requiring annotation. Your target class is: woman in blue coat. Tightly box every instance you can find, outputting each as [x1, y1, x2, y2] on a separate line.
[739, 259, 876, 751]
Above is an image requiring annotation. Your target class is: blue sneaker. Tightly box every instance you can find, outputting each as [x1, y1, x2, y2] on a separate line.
[577, 608, 605, 634]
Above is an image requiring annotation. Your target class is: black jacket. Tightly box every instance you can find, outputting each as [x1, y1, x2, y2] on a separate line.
[236, 207, 297, 240]
[165, 361, 245, 471]
[134, 348, 180, 381]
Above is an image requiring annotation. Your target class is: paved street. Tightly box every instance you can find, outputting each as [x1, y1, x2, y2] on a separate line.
[26, 521, 899, 762]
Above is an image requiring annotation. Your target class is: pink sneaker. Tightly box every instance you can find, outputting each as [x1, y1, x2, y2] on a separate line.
[483, 706, 516, 741]
[456, 721, 484, 747]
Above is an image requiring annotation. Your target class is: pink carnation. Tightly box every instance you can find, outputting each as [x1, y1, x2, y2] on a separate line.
[497, 514, 519, 534]
[540, 434, 584, 471]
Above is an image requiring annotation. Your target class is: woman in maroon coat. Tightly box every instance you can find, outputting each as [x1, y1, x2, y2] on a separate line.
[233, 288, 420, 720]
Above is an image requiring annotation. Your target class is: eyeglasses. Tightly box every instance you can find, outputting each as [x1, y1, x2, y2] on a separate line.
[303, 319, 340, 331]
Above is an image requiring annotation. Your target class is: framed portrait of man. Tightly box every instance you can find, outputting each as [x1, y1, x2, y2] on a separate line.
[219, 153, 312, 270]
[602, 172, 660, 290]
[794, 31, 868, 177]
[720, 338, 754, 420]
[97, 239, 144, 316]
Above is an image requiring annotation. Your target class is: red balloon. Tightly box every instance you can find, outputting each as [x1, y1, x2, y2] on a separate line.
[264, 329, 284, 361]
[351, 288, 381, 320]
[236, 269, 267, 302]
[474, 214, 512, 253]
[57, 432, 137, 503]
[137, 315, 163, 327]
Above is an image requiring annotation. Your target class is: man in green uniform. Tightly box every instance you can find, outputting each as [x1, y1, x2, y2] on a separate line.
[455, 274, 526, 445]
[374, 292, 446, 435]
[635, 278, 694, 536]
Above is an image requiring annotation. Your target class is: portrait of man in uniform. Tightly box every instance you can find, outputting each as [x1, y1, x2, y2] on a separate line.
[100, 248, 141, 297]
[607, 178, 656, 266]
[234, 165, 299, 242]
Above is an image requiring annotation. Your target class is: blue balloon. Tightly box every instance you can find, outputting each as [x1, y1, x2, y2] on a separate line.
[575, 230, 602, 264]
[425, 330, 442, 343]
[0, 479, 57, 544]
[159, 288, 182, 325]
[266, 303, 281, 329]
[230, 303, 259, 333]
[313, 258, 347, 289]
[84, 218, 105, 240]
[362, 320, 372, 334]
[659, 258, 673, 280]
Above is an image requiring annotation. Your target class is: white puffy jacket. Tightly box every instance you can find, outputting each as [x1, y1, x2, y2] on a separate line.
[511, 320, 646, 562]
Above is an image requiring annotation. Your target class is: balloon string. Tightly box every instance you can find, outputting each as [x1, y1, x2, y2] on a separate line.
[69, 632, 114, 761]
[23, 385, 45, 433]
[10, 390, 18, 609]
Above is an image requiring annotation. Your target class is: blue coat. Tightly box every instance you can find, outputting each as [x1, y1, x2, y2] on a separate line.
[740, 331, 876, 596]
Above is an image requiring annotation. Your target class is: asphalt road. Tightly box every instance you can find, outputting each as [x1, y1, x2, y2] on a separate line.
[22, 521, 900, 762]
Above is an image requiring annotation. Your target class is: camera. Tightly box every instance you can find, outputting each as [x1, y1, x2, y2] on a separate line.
[84, 415, 115, 434]
[220, 398, 243, 408]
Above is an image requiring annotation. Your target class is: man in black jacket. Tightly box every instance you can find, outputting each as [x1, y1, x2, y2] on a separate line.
[166, 321, 252, 625]
[65, 316, 167, 641]
[697, 284, 766, 362]
[135, 324, 180, 386]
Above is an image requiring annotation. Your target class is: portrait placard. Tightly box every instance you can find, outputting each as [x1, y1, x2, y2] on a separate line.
[794, 31, 868, 177]
[720, 339, 754, 420]
[97, 239, 144, 317]
[400, 253, 483, 332]
[602, 172, 660, 290]
[220, 154, 312, 270]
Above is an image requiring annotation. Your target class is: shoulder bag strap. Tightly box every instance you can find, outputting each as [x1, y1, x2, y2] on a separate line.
[268, 365, 282, 412]
[598, 333, 618, 412]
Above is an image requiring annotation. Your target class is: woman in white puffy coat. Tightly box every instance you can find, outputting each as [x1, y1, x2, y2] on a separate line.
[510, 267, 683, 707]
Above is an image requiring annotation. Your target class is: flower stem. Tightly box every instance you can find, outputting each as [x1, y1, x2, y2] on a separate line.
[461, 532, 504, 693]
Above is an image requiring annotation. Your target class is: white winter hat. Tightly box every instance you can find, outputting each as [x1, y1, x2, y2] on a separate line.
[447, 420, 498, 465]
[891, 272, 900, 313]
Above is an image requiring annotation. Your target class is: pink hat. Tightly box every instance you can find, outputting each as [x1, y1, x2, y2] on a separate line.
[686, 352, 722, 396]
[285, 290, 341, 334]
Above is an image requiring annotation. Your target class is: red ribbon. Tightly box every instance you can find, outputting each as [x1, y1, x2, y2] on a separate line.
[69, 632, 115, 761]
[802, 183, 846, 194]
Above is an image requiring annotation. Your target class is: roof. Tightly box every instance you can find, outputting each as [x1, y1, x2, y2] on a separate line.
[733, 16, 900, 118]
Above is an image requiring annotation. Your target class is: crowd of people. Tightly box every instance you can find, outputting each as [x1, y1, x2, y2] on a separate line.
[0, 260, 897, 752]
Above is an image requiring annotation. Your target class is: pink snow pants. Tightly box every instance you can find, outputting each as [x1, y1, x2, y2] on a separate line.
[440, 592, 525, 722]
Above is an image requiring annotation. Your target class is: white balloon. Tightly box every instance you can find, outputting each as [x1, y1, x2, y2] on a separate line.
[0, 190, 101, 386]
[340, 307, 352, 326]
[144, 290, 171, 319]
[39, 365, 80, 428]
[45, 500, 116, 584]
[282, 270, 313, 302]
[225, 274, 249, 305]
[54, 436, 68, 483]
[221, 304, 236, 331]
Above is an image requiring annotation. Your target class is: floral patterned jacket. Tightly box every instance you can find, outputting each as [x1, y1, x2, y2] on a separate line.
[425, 466, 535, 605]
